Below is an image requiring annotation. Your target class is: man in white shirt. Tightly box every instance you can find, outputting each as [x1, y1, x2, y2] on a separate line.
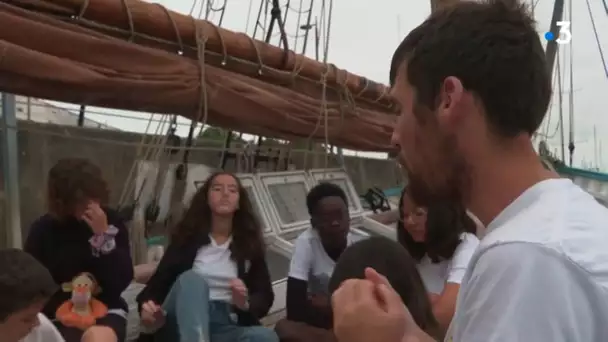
[285, 183, 366, 329]
[330, 1, 608, 342]
[0, 249, 64, 342]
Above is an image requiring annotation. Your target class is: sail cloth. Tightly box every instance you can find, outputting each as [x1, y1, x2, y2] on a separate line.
[0, 1, 397, 152]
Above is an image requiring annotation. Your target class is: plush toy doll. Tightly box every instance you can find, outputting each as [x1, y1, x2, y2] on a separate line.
[55, 272, 108, 330]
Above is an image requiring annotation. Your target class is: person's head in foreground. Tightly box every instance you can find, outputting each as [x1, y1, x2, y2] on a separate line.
[389, 0, 551, 222]
[307, 182, 351, 251]
[172, 171, 265, 260]
[397, 186, 476, 262]
[329, 237, 441, 339]
[47, 158, 109, 220]
[333, 1, 555, 341]
[0, 248, 57, 342]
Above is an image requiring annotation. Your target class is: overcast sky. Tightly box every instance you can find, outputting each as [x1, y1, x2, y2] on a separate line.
[52, 0, 608, 169]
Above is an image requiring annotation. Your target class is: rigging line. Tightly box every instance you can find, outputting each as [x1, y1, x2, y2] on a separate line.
[252, 0, 265, 39]
[584, 0, 608, 80]
[322, 0, 333, 63]
[539, 52, 560, 139]
[286, 1, 313, 13]
[119, 114, 172, 207]
[291, 0, 306, 52]
[245, 0, 255, 34]
[197, 0, 206, 19]
[254, 0, 291, 38]
[567, 0, 574, 161]
[214, 0, 229, 27]
[189, 0, 201, 16]
[556, 47, 566, 162]
[602, 0, 608, 16]
[280, 0, 292, 47]
[117, 112, 163, 206]
[263, 0, 270, 38]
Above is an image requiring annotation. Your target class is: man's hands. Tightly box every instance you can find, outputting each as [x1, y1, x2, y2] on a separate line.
[332, 268, 430, 342]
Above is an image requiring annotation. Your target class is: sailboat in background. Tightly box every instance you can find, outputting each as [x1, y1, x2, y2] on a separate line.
[537, 0, 608, 205]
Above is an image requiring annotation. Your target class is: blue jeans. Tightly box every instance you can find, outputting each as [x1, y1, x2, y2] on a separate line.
[157, 270, 278, 342]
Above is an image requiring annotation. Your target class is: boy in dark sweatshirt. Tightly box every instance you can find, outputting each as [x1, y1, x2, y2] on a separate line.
[24, 158, 133, 342]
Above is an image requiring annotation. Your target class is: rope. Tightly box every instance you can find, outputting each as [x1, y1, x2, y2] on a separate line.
[77, 0, 155, 208]
[158, 4, 185, 54]
[302, 68, 330, 169]
[192, 19, 211, 134]
[245, 34, 266, 75]
[44, 6, 391, 111]
[116, 2, 188, 208]
[301, 0, 337, 171]
[211, 24, 229, 65]
[188, 0, 201, 16]
[117, 113, 168, 207]
[537, 50, 561, 140]
[119, 0, 136, 42]
[584, 0, 608, 80]
[321, 0, 337, 171]
[76, 0, 90, 18]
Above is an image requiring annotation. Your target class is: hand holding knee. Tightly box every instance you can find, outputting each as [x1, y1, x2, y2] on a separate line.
[141, 300, 165, 329]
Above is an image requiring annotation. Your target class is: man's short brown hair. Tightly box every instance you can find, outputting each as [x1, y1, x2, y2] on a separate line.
[390, 0, 551, 137]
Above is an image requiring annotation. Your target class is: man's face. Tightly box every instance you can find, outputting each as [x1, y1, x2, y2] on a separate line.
[0, 300, 45, 342]
[390, 64, 469, 206]
[311, 196, 350, 249]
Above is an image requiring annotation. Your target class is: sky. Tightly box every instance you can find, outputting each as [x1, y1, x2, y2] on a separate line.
[48, 0, 608, 168]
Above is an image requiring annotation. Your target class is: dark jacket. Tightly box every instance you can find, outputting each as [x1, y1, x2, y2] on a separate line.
[24, 209, 134, 318]
[136, 233, 274, 332]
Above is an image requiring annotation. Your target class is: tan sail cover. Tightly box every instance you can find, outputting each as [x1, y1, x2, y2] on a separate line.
[0, 1, 397, 152]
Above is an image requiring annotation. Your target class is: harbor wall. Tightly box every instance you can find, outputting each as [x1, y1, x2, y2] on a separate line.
[1, 121, 404, 244]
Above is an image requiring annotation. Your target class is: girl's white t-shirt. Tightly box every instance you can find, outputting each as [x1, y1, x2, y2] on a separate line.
[416, 232, 480, 294]
[20, 314, 64, 342]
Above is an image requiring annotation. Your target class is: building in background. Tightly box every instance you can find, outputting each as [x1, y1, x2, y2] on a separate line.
[2, 95, 118, 130]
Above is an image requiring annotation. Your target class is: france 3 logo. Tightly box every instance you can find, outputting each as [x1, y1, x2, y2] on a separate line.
[544, 21, 572, 45]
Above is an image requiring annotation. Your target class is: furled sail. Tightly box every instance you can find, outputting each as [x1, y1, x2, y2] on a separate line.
[0, 0, 397, 152]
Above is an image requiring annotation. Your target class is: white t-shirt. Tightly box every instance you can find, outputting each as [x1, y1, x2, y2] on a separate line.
[20, 314, 64, 342]
[193, 235, 239, 302]
[447, 179, 608, 342]
[288, 228, 367, 296]
[417, 232, 479, 294]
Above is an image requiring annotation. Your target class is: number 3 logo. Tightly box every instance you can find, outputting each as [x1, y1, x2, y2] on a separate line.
[556, 21, 572, 44]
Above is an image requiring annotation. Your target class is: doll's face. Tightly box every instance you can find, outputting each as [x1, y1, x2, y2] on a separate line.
[71, 274, 94, 305]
